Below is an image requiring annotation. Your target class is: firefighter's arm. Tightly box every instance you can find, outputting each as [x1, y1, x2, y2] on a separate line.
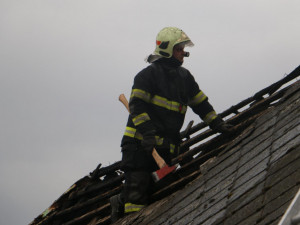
[129, 72, 157, 154]
[187, 74, 232, 133]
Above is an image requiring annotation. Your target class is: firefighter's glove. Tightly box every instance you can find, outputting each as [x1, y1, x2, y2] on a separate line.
[141, 130, 156, 156]
[217, 122, 234, 133]
[210, 117, 233, 133]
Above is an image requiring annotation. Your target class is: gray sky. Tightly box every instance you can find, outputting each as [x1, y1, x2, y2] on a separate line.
[1, 1, 299, 224]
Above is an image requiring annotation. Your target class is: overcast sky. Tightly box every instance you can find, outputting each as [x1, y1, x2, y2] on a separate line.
[1, 1, 299, 224]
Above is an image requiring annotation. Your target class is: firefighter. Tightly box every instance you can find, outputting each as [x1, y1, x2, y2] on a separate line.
[110, 27, 232, 223]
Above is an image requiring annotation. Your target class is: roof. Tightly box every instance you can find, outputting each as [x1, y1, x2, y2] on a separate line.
[279, 188, 300, 225]
[30, 65, 300, 225]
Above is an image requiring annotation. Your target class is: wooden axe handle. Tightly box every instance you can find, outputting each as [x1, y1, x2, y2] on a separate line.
[118, 94, 130, 112]
[118, 94, 166, 169]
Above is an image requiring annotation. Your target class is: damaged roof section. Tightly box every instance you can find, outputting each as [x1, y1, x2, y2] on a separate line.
[30, 65, 300, 225]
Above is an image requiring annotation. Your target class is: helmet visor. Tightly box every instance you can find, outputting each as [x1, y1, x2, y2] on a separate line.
[176, 40, 194, 48]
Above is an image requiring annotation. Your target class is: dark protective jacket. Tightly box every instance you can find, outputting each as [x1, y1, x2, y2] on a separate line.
[121, 57, 219, 155]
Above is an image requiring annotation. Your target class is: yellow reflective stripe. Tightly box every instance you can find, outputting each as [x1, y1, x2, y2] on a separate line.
[124, 127, 177, 154]
[189, 91, 207, 106]
[132, 113, 151, 126]
[155, 136, 164, 145]
[204, 111, 218, 124]
[130, 89, 186, 114]
[151, 95, 187, 114]
[135, 132, 143, 140]
[125, 203, 145, 213]
[124, 127, 143, 140]
[170, 144, 176, 154]
[130, 89, 151, 103]
[124, 127, 136, 138]
[124, 127, 163, 144]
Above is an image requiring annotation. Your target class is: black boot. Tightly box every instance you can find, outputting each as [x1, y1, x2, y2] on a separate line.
[110, 194, 124, 223]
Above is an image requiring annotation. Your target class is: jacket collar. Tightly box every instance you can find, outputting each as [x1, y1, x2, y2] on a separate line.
[156, 57, 183, 68]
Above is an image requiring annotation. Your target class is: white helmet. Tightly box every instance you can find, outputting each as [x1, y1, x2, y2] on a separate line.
[155, 27, 194, 57]
[146, 27, 194, 62]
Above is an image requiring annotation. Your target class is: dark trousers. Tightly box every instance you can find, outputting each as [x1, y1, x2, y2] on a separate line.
[121, 144, 171, 212]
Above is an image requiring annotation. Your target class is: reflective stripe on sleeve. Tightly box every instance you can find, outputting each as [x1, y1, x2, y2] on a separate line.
[123, 127, 162, 144]
[124, 127, 169, 147]
[189, 91, 207, 106]
[130, 89, 151, 103]
[125, 203, 145, 213]
[132, 113, 151, 126]
[204, 111, 218, 124]
[124, 126, 143, 140]
[124, 127, 136, 138]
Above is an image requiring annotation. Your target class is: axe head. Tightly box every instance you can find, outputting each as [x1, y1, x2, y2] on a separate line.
[151, 164, 178, 182]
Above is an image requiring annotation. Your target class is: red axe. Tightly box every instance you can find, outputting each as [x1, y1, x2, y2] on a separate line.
[119, 94, 177, 182]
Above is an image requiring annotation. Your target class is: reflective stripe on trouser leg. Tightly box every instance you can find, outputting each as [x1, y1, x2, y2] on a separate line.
[123, 171, 151, 213]
[124, 203, 145, 213]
